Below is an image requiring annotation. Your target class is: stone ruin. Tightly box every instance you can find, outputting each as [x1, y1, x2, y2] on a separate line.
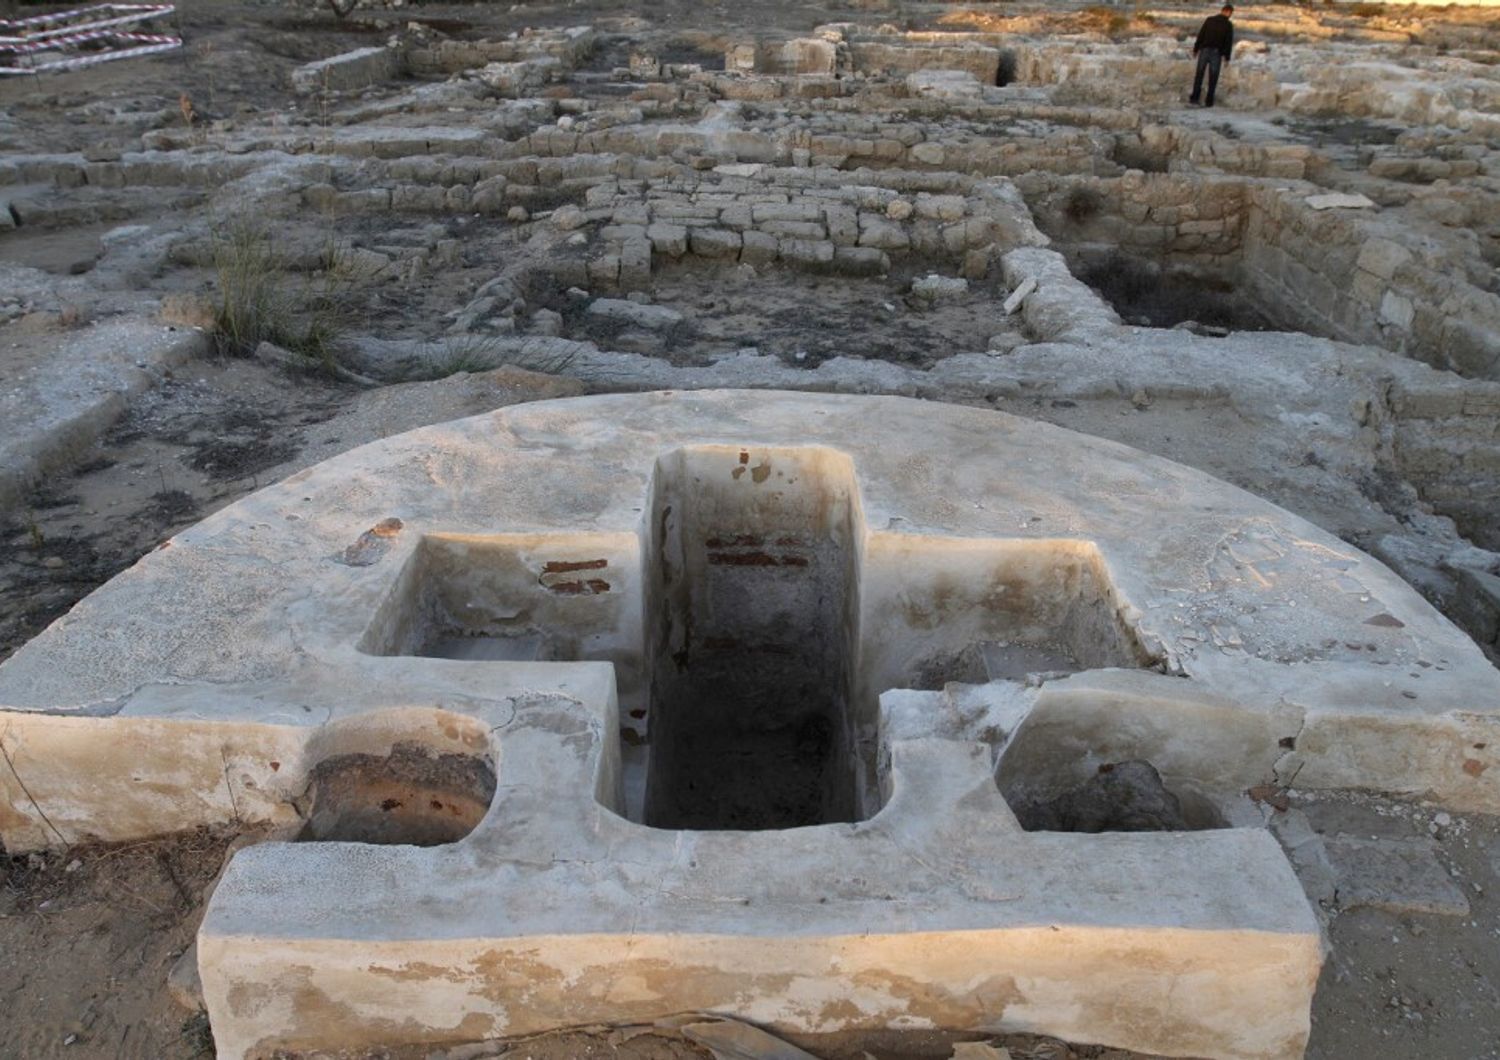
[2, 2, 1500, 1058]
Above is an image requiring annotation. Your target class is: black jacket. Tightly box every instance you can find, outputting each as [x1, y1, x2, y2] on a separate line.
[1194, 14, 1235, 60]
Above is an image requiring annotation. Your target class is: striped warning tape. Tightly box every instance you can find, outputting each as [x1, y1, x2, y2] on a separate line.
[0, 4, 175, 33]
[0, 38, 181, 75]
[0, 3, 179, 74]
[2, 29, 180, 55]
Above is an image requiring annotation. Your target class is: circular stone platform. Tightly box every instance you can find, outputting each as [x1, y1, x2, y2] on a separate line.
[0, 391, 1496, 1059]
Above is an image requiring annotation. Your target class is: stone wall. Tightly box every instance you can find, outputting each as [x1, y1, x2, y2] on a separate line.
[1019, 172, 1250, 271]
[572, 168, 1044, 288]
[1242, 188, 1500, 379]
[1387, 373, 1500, 552]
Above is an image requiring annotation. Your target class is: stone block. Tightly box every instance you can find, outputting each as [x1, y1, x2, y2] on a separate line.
[910, 273, 968, 303]
[910, 142, 945, 166]
[915, 194, 966, 222]
[587, 298, 681, 330]
[1323, 836, 1471, 916]
[1379, 290, 1416, 330]
[690, 227, 742, 258]
[858, 217, 910, 251]
[758, 220, 826, 240]
[739, 230, 779, 265]
[719, 204, 753, 230]
[647, 222, 689, 258]
[1355, 237, 1412, 281]
[779, 238, 835, 268]
[290, 46, 402, 95]
[823, 204, 859, 246]
[752, 201, 822, 224]
[832, 246, 890, 276]
[587, 253, 620, 287]
[619, 238, 653, 291]
[471, 176, 509, 214]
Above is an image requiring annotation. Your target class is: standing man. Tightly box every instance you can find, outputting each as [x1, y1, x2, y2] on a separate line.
[1189, 4, 1235, 108]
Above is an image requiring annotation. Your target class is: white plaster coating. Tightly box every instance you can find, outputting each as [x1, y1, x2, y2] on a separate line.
[4, 391, 1499, 1057]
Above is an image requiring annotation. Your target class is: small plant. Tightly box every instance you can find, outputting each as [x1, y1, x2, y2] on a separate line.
[208, 219, 359, 374]
[24, 509, 44, 551]
[1081, 4, 1131, 37]
[209, 218, 285, 356]
[1063, 185, 1106, 224]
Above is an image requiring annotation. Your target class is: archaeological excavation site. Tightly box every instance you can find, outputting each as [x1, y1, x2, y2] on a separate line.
[3, 0, 1500, 1058]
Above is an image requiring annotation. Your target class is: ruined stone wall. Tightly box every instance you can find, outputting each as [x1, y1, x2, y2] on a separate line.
[573, 169, 1042, 288]
[1019, 172, 1250, 271]
[1387, 375, 1500, 553]
[1014, 44, 1280, 111]
[1242, 188, 1500, 379]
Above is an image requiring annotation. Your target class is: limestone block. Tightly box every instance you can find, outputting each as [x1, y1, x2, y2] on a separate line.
[600, 224, 648, 243]
[857, 217, 910, 252]
[759, 220, 826, 240]
[915, 194, 966, 222]
[472, 177, 509, 214]
[725, 43, 758, 73]
[942, 218, 993, 255]
[291, 46, 402, 95]
[611, 203, 650, 226]
[392, 185, 446, 212]
[1389, 383, 1466, 419]
[690, 227, 742, 258]
[906, 70, 984, 101]
[587, 253, 620, 287]
[739, 230, 779, 265]
[1323, 836, 1471, 916]
[587, 298, 681, 330]
[301, 183, 338, 212]
[910, 142, 945, 166]
[473, 58, 561, 96]
[908, 221, 945, 258]
[779, 238, 835, 268]
[1355, 237, 1412, 281]
[778, 38, 837, 76]
[619, 238, 652, 291]
[552, 204, 587, 231]
[823, 204, 859, 246]
[719, 204, 753, 230]
[655, 201, 721, 221]
[753, 201, 822, 224]
[1306, 192, 1377, 211]
[1379, 291, 1416, 330]
[832, 246, 889, 277]
[886, 198, 914, 221]
[647, 222, 689, 258]
[910, 273, 967, 303]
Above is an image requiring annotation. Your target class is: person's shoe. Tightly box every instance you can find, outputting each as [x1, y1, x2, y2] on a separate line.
[1187, 97, 1201, 106]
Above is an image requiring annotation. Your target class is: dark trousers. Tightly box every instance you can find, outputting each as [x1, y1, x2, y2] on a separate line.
[1191, 48, 1223, 106]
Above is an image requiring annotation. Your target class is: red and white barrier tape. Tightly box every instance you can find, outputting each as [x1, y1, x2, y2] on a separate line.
[2, 28, 180, 55]
[0, 38, 180, 75]
[0, 4, 174, 33]
[0, 4, 180, 74]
